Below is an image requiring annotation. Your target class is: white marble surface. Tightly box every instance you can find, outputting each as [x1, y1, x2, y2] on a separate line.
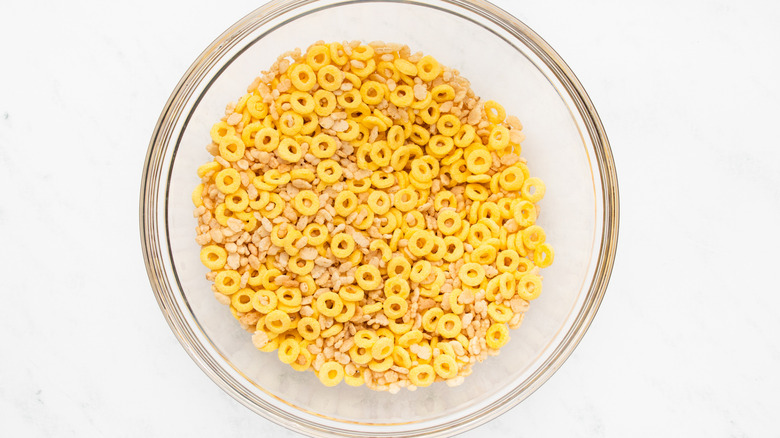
[1, 0, 779, 436]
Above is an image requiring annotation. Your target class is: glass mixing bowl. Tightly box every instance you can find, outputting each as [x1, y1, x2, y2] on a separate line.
[140, 0, 619, 435]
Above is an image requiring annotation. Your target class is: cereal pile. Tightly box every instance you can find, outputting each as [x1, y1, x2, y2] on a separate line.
[192, 41, 554, 392]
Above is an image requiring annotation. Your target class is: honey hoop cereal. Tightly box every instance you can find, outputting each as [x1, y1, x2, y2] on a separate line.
[192, 41, 554, 392]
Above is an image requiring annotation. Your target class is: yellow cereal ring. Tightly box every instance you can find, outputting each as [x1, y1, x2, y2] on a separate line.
[496, 250, 521, 273]
[386, 257, 411, 279]
[369, 356, 394, 372]
[214, 270, 241, 295]
[436, 114, 461, 136]
[367, 190, 392, 215]
[465, 183, 489, 202]
[318, 361, 344, 387]
[376, 61, 400, 82]
[264, 310, 291, 334]
[383, 276, 410, 299]
[290, 63, 317, 91]
[251, 289, 277, 314]
[471, 244, 497, 265]
[410, 260, 432, 283]
[328, 42, 348, 65]
[293, 190, 319, 216]
[466, 148, 492, 174]
[458, 263, 485, 287]
[315, 292, 344, 318]
[393, 57, 417, 76]
[350, 44, 374, 61]
[290, 168, 315, 182]
[369, 141, 392, 167]
[337, 88, 362, 109]
[436, 313, 462, 338]
[360, 81, 385, 105]
[385, 124, 405, 150]
[534, 243, 555, 268]
[290, 347, 313, 372]
[521, 177, 546, 203]
[254, 127, 280, 152]
[351, 58, 376, 78]
[305, 44, 330, 70]
[197, 161, 221, 179]
[321, 323, 344, 338]
[310, 133, 339, 158]
[487, 302, 513, 323]
[517, 274, 542, 301]
[398, 330, 423, 348]
[225, 189, 249, 212]
[392, 346, 413, 368]
[334, 191, 358, 217]
[421, 307, 444, 332]
[330, 233, 355, 259]
[270, 223, 295, 247]
[383, 295, 409, 320]
[512, 200, 538, 228]
[393, 187, 418, 212]
[416, 56, 441, 81]
[408, 230, 435, 257]
[192, 184, 204, 207]
[371, 337, 394, 360]
[344, 367, 364, 386]
[484, 100, 506, 124]
[488, 125, 510, 150]
[454, 124, 476, 148]
[419, 102, 440, 125]
[427, 135, 454, 158]
[479, 202, 501, 222]
[408, 364, 436, 387]
[313, 89, 337, 116]
[200, 245, 227, 270]
[210, 121, 236, 144]
[448, 289, 465, 315]
[486, 323, 509, 349]
[354, 329, 379, 349]
[297, 317, 321, 341]
[279, 111, 304, 136]
[277, 287, 303, 308]
[390, 85, 414, 108]
[246, 95, 268, 119]
[431, 84, 455, 103]
[277, 338, 300, 364]
[522, 225, 546, 249]
[289, 91, 315, 114]
[356, 265, 382, 290]
[499, 166, 525, 191]
[349, 344, 372, 365]
[449, 159, 470, 183]
[436, 210, 461, 235]
[230, 288, 254, 313]
[433, 354, 458, 379]
[214, 168, 241, 194]
[467, 223, 491, 247]
[260, 268, 282, 291]
[339, 284, 364, 302]
[441, 148, 463, 165]
[313, 64, 341, 92]
[316, 159, 342, 184]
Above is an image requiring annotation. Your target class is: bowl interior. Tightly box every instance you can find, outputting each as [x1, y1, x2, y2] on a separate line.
[160, 0, 602, 434]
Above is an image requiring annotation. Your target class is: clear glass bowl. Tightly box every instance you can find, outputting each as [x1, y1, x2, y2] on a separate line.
[140, 0, 619, 436]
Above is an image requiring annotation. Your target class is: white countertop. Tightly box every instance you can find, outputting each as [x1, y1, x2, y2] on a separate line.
[1, 0, 779, 436]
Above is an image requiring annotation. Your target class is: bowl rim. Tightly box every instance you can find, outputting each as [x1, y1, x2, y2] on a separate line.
[140, 0, 619, 436]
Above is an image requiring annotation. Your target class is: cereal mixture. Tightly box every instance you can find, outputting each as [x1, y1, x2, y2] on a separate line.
[192, 41, 554, 392]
